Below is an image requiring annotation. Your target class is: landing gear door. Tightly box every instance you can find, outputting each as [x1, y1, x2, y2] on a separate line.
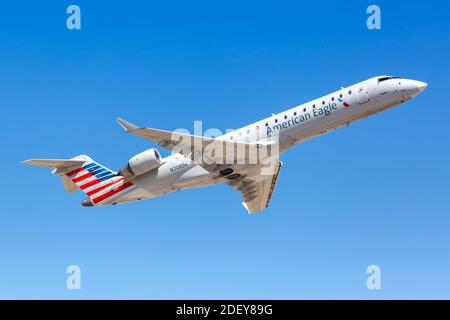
[357, 85, 369, 104]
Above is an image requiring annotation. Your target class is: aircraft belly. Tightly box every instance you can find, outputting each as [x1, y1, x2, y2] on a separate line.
[282, 110, 348, 146]
[172, 165, 216, 189]
[97, 186, 155, 205]
[120, 161, 214, 197]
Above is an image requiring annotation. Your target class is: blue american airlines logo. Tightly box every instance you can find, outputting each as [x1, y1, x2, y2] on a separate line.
[83, 162, 116, 181]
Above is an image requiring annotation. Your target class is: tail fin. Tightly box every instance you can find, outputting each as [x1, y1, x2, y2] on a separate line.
[61, 155, 118, 191]
[23, 155, 127, 205]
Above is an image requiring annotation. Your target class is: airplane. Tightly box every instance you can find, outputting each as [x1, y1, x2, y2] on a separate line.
[23, 76, 427, 214]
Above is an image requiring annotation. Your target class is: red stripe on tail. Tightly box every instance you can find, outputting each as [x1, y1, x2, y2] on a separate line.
[92, 181, 133, 204]
[87, 178, 124, 196]
[66, 167, 85, 177]
[72, 173, 93, 183]
[79, 178, 102, 190]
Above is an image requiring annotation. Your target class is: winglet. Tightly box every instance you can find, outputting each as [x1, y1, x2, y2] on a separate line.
[242, 202, 251, 214]
[116, 118, 139, 131]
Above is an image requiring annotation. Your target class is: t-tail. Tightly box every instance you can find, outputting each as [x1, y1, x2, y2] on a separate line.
[22, 155, 133, 206]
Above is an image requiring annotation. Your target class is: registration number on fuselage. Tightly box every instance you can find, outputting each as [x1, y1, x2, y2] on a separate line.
[170, 162, 189, 173]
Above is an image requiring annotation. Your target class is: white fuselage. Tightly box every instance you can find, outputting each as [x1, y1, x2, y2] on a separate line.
[105, 76, 427, 205]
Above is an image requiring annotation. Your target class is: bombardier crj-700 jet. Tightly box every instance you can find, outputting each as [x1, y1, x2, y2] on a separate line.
[23, 76, 427, 213]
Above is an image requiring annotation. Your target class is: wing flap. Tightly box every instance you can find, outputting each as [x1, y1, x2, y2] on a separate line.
[227, 161, 282, 214]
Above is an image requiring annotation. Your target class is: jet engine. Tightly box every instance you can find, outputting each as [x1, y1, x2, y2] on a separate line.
[119, 148, 162, 178]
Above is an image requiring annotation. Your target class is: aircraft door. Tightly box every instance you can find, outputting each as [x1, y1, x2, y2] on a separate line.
[357, 85, 369, 104]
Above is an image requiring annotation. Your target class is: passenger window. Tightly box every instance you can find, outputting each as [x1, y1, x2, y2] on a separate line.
[294, 111, 297, 116]
[322, 101, 325, 105]
[339, 94, 343, 98]
[348, 90, 352, 95]
[313, 104, 316, 108]
[275, 119, 278, 123]
[331, 97, 335, 101]
[265, 122, 268, 127]
[284, 115, 288, 119]
[303, 108, 306, 112]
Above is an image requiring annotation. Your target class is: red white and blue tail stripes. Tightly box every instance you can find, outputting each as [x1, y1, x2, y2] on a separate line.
[65, 161, 134, 205]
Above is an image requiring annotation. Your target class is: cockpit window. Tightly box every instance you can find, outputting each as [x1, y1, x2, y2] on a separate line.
[378, 76, 403, 83]
[378, 77, 392, 82]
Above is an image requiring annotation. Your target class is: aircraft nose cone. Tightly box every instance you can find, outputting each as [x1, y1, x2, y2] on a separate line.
[415, 81, 428, 92]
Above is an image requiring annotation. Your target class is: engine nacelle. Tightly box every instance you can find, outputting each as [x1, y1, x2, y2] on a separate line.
[119, 148, 162, 178]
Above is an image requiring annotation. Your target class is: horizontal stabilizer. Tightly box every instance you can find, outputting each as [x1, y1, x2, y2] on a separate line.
[22, 155, 127, 200]
[22, 159, 85, 169]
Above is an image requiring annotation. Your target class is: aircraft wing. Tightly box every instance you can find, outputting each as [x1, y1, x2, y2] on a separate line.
[116, 118, 274, 154]
[117, 118, 283, 213]
[116, 118, 216, 152]
[213, 161, 282, 214]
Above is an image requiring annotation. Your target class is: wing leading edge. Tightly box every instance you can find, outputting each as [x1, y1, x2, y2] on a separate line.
[116, 117, 215, 152]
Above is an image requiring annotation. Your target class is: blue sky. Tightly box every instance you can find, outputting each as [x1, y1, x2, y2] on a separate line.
[1, 0, 449, 299]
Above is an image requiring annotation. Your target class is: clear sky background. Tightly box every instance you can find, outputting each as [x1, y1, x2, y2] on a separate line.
[0, 0, 449, 299]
